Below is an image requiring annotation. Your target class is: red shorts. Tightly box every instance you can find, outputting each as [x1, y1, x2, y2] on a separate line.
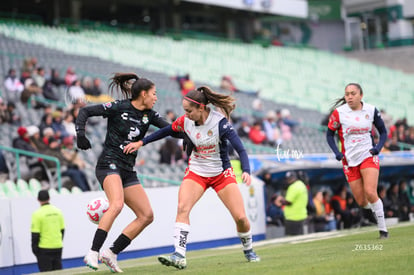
[183, 167, 237, 192]
[342, 156, 380, 182]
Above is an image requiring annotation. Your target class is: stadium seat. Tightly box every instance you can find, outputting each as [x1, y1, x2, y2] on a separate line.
[59, 187, 71, 195]
[29, 178, 42, 195]
[16, 179, 29, 192]
[48, 188, 59, 197]
[71, 186, 83, 194]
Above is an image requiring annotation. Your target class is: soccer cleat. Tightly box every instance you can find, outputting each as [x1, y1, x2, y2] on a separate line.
[84, 250, 99, 270]
[244, 249, 260, 262]
[362, 209, 378, 225]
[379, 230, 389, 239]
[100, 248, 123, 273]
[158, 252, 187, 269]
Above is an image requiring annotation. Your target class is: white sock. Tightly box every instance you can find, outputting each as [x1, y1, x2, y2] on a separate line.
[238, 230, 253, 251]
[363, 203, 371, 209]
[174, 222, 190, 257]
[371, 199, 387, 232]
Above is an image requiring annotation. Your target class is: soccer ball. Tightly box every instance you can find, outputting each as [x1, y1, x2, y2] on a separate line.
[86, 197, 109, 224]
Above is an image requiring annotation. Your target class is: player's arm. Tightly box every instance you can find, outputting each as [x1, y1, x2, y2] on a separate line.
[123, 125, 177, 154]
[326, 110, 343, 161]
[76, 103, 114, 150]
[370, 108, 388, 155]
[151, 111, 184, 139]
[220, 119, 251, 185]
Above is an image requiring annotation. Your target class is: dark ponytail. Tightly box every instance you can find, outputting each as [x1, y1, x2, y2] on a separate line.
[109, 73, 154, 100]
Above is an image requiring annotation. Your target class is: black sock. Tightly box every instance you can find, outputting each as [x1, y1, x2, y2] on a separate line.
[110, 234, 132, 255]
[91, 229, 108, 252]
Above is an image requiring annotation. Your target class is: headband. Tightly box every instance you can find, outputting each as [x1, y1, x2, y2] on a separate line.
[184, 96, 205, 107]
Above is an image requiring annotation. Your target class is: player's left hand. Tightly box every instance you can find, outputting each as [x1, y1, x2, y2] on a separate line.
[123, 141, 143, 154]
[242, 172, 251, 186]
[369, 147, 379, 155]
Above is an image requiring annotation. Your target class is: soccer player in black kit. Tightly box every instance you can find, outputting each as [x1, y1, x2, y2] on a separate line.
[76, 73, 177, 273]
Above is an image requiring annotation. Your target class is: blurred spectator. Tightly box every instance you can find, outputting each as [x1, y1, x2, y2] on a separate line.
[262, 110, 281, 146]
[249, 120, 266, 144]
[172, 73, 195, 96]
[331, 184, 353, 229]
[386, 182, 399, 218]
[380, 109, 393, 132]
[27, 125, 48, 152]
[64, 67, 77, 86]
[406, 127, 414, 145]
[266, 194, 285, 226]
[262, 171, 276, 209]
[252, 98, 265, 119]
[51, 110, 69, 139]
[39, 113, 54, 138]
[165, 109, 177, 123]
[20, 78, 43, 104]
[0, 150, 9, 179]
[6, 102, 21, 125]
[68, 80, 86, 105]
[32, 67, 46, 88]
[4, 68, 24, 101]
[62, 111, 76, 137]
[0, 97, 10, 124]
[398, 179, 411, 221]
[44, 136, 90, 191]
[83, 77, 113, 103]
[42, 79, 59, 101]
[50, 69, 66, 87]
[21, 57, 37, 81]
[346, 192, 362, 227]
[42, 127, 56, 146]
[384, 134, 400, 151]
[237, 117, 250, 139]
[312, 190, 336, 232]
[159, 138, 183, 165]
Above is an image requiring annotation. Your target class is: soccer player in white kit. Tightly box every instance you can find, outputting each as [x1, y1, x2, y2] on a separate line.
[326, 83, 388, 239]
[124, 86, 260, 269]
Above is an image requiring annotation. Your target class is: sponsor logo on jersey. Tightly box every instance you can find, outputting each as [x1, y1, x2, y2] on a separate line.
[196, 132, 201, 139]
[103, 102, 112, 110]
[355, 116, 360, 121]
[142, 114, 149, 124]
[345, 126, 370, 134]
[365, 114, 369, 120]
[121, 112, 128, 120]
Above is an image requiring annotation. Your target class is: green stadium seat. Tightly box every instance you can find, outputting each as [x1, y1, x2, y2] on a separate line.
[29, 178, 42, 195]
[71, 186, 83, 194]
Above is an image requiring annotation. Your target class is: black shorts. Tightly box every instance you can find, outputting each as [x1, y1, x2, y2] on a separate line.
[95, 163, 140, 189]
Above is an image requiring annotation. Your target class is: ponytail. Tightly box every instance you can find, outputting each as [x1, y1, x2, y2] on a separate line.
[109, 73, 154, 100]
[185, 86, 235, 119]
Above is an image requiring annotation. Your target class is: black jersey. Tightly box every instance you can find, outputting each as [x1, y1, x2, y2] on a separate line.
[76, 100, 170, 171]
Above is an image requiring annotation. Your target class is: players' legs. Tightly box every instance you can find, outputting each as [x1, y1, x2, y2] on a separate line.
[348, 176, 368, 207]
[123, 184, 154, 239]
[100, 174, 125, 231]
[174, 179, 205, 256]
[217, 182, 260, 262]
[361, 167, 388, 235]
[217, 182, 250, 233]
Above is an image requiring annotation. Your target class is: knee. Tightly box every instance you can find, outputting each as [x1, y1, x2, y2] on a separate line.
[365, 191, 378, 203]
[141, 210, 154, 226]
[235, 215, 249, 228]
[177, 202, 191, 217]
[108, 200, 124, 216]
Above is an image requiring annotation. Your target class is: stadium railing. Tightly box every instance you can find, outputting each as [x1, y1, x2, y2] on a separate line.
[0, 145, 63, 190]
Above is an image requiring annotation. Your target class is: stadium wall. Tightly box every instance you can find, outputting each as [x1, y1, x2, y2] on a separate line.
[0, 179, 265, 274]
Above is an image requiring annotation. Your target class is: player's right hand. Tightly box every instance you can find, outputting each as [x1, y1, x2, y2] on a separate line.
[335, 152, 344, 161]
[123, 140, 143, 154]
[76, 135, 92, 150]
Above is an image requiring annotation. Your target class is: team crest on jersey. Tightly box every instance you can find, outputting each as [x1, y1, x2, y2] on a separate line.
[103, 102, 112, 110]
[207, 130, 213, 137]
[142, 114, 149, 124]
[333, 121, 339, 129]
[196, 132, 201, 139]
[109, 163, 117, 170]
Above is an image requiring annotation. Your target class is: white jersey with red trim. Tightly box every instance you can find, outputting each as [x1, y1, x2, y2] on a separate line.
[328, 102, 376, 167]
[172, 110, 231, 177]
